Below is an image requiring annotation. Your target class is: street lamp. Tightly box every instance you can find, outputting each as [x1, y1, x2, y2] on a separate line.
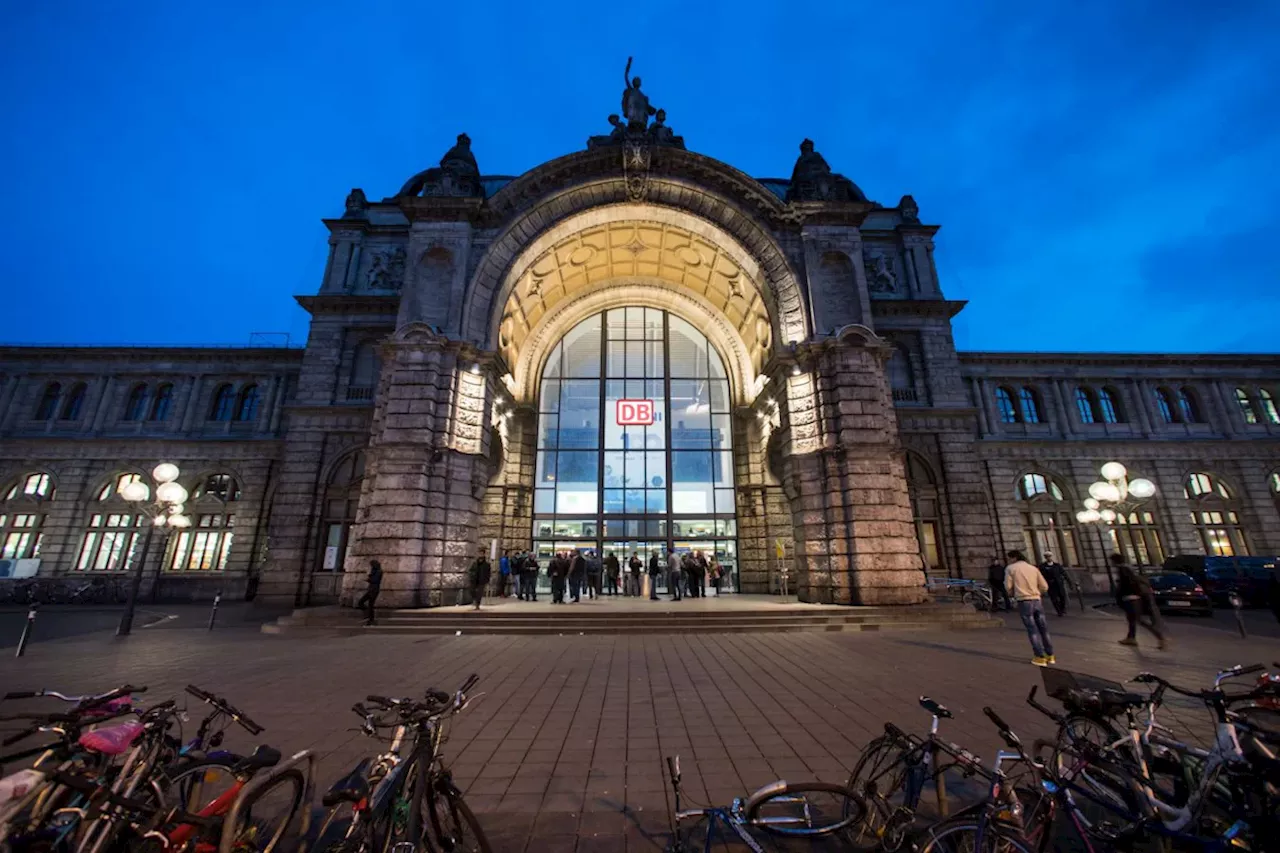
[1074, 461, 1156, 593]
[117, 463, 190, 636]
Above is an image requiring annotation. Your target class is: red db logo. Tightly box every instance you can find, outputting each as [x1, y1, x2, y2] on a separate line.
[616, 399, 655, 426]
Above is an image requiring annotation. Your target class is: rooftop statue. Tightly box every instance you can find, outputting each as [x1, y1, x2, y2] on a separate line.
[588, 59, 684, 150]
[622, 57, 657, 131]
[785, 139, 867, 203]
[397, 133, 483, 198]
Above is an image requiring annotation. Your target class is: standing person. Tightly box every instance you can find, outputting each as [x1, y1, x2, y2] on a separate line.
[586, 550, 603, 599]
[648, 551, 662, 600]
[569, 551, 585, 603]
[628, 552, 643, 597]
[357, 559, 382, 626]
[709, 556, 723, 595]
[604, 551, 621, 596]
[668, 551, 684, 601]
[1004, 550, 1056, 666]
[549, 551, 567, 604]
[498, 549, 512, 598]
[1114, 553, 1166, 649]
[987, 557, 1012, 611]
[682, 552, 699, 598]
[1040, 552, 1068, 617]
[695, 550, 709, 598]
[468, 548, 491, 611]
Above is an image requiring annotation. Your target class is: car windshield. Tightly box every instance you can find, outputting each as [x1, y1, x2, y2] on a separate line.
[1148, 574, 1197, 590]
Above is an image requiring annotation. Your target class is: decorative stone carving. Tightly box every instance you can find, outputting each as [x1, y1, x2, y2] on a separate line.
[785, 139, 868, 203]
[343, 188, 367, 219]
[623, 137, 652, 202]
[397, 133, 483, 198]
[587, 59, 684, 151]
[864, 251, 899, 293]
[898, 194, 920, 224]
[365, 247, 407, 291]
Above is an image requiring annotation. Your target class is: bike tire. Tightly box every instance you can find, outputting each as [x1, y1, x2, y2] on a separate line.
[427, 783, 492, 853]
[314, 801, 371, 853]
[844, 734, 913, 850]
[744, 780, 866, 838]
[155, 757, 241, 813]
[223, 767, 306, 852]
[916, 820, 1039, 853]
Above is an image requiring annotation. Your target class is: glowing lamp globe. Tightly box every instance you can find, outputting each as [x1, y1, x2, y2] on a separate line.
[169, 514, 192, 529]
[1088, 481, 1121, 502]
[1100, 508, 1117, 522]
[1083, 498, 1100, 511]
[120, 481, 150, 502]
[1128, 478, 1156, 499]
[152, 463, 180, 484]
[152, 515, 167, 527]
[1100, 461, 1127, 482]
[1075, 510, 1093, 523]
[156, 482, 188, 505]
[1081, 509, 1101, 523]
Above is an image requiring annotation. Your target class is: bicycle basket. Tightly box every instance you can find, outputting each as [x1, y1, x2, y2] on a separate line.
[1039, 668, 1143, 717]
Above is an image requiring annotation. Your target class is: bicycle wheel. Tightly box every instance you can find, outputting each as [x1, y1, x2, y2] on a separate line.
[844, 734, 912, 850]
[744, 780, 866, 838]
[314, 801, 372, 853]
[427, 784, 492, 853]
[917, 820, 1038, 853]
[157, 758, 241, 813]
[223, 768, 306, 852]
[1050, 741, 1143, 842]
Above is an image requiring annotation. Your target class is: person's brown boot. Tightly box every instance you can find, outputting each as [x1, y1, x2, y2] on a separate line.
[1118, 638, 1138, 646]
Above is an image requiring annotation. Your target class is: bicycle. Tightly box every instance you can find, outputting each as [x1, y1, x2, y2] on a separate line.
[315, 673, 490, 853]
[664, 754, 865, 852]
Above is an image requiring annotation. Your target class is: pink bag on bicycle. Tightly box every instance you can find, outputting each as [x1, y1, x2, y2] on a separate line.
[83, 697, 133, 718]
[78, 721, 143, 755]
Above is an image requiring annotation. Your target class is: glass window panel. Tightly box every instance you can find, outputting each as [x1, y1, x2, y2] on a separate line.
[625, 490, 645, 513]
[625, 306, 645, 338]
[668, 317, 707, 378]
[646, 451, 666, 488]
[536, 451, 557, 485]
[711, 414, 733, 451]
[709, 343, 727, 379]
[623, 450, 645, 487]
[562, 314, 602, 377]
[716, 488, 736, 513]
[534, 488, 555, 513]
[538, 415, 559, 449]
[625, 341, 644, 378]
[541, 343, 562, 378]
[606, 341, 626, 377]
[712, 451, 734, 487]
[645, 520, 667, 538]
[644, 308, 663, 340]
[606, 308, 626, 339]
[645, 342, 664, 377]
[602, 451, 625, 487]
[555, 452, 598, 514]
[709, 380, 729, 413]
[646, 490, 667, 513]
[557, 380, 600, 448]
[539, 380, 560, 413]
[603, 489, 624, 514]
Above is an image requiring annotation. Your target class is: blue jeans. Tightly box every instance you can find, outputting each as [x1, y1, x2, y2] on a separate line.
[1017, 599, 1054, 657]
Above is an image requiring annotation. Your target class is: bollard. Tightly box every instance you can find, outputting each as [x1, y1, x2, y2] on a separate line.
[15, 605, 37, 658]
[1229, 591, 1247, 639]
[208, 592, 221, 631]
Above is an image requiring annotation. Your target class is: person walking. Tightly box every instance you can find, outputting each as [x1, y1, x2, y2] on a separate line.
[648, 551, 662, 600]
[709, 556, 723, 595]
[586, 550, 603, 599]
[1040, 552, 1068, 617]
[549, 551, 567, 604]
[1004, 550, 1055, 666]
[695, 550, 709, 598]
[569, 551, 586, 602]
[668, 551, 684, 601]
[1114, 553, 1166, 649]
[468, 548, 491, 610]
[357, 559, 382, 626]
[628, 552, 642, 597]
[498, 549, 512, 598]
[987, 557, 1012, 611]
[604, 551, 621, 596]
[682, 552, 700, 598]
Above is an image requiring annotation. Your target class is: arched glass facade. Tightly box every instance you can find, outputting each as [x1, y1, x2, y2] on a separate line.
[533, 307, 737, 585]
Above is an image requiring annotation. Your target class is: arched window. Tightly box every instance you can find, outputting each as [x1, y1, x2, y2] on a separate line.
[209, 384, 235, 421]
[1235, 387, 1258, 425]
[1259, 389, 1280, 425]
[995, 387, 1018, 423]
[234, 385, 260, 422]
[34, 382, 61, 420]
[905, 452, 944, 576]
[351, 343, 379, 386]
[887, 347, 914, 401]
[1014, 472, 1078, 565]
[1098, 387, 1123, 423]
[319, 451, 366, 572]
[1018, 387, 1042, 424]
[1, 473, 54, 560]
[168, 474, 240, 571]
[149, 384, 173, 421]
[1075, 387, 1100, 424]
[1177, 387, 1201, 423]
[123, 384, 148, 421]
[1184, 472, 1250, 557]
[76, 473, 148, 572]
[59, 383, 86, 421]
[1154, 387, 1177, 423]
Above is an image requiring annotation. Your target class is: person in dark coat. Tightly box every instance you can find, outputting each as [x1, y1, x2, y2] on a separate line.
[1040, 552, 1068, 616]
[628, 552, 643, 596]
[548, 552, 568, 603]
[604, 551, 621, 596]
[586, 550, 603, 599]
[1113, 553, 1165, 648]
[987, 558, 1012, 611]
[647, 551, 662, 600]
[467, 548, 491, 611]
[357, 559, 382, 626]
[568, 551, 586, 602]
[522, 551, 540, 601]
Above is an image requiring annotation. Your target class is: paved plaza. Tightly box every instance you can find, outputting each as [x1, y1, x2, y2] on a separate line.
[2, 605, 1279, 852]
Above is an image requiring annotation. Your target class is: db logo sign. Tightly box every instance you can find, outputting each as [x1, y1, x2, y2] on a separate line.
[616, 399, 654, 426]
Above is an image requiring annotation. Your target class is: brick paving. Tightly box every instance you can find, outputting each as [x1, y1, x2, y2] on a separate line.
[2, 607, 1278, 851]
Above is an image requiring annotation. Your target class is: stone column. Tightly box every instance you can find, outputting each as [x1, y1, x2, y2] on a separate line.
[1130, 379, 1154, 435]
[1053, 381, 1077, 435]
[478, 404, 537, 558]
[178, 375, 202, 432]
[777, 330, 927, 605]
[89, 377, 113, 432]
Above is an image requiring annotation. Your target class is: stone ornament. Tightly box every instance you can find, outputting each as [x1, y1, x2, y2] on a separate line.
[588, 58, 685, 155]
[398, 133, 483, 198]
[864, 251, 899, 293]
[898, 194, 920, 224]
[365, 246, 407, 291]
[343, 188, 367, 219]
[785, 139, 867, 203]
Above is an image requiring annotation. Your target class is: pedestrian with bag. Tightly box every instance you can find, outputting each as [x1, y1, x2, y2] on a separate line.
[1114, 553, 1167, 649]
[357, 559, 382, 626]
[604, 551, 621, 596]
[467, 548, 491, 611]
[1004, 550, 1056, 666]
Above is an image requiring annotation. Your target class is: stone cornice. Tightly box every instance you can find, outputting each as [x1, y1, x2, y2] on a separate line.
[396, 196, 486, 224]
[960, 351, 1280, 371]
[321, 216, 409, 236]
[870, 299, 967, 319]
[0, 346, 303, 365]
[295, 295, 400, 316]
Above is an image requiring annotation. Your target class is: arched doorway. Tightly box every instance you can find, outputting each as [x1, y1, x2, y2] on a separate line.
[531, 306, 737, 590]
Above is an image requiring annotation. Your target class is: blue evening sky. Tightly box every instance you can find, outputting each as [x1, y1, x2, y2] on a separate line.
[2, 1, 1277, 353]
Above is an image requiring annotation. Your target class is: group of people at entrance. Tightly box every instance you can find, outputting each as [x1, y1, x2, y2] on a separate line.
[485, 547, 724, 603]
[994, 550, 1168, 668]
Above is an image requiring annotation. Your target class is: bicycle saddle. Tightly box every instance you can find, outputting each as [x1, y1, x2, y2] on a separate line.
[919, 697, 952, 719]
[322, 757, 372, 807]
[235, 744, 282, 772]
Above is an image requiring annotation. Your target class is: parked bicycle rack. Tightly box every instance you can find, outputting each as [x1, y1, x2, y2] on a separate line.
[218, 749, 315, 853]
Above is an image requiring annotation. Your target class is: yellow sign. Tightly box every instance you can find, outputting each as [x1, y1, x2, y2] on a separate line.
[775, 539, 785, 559]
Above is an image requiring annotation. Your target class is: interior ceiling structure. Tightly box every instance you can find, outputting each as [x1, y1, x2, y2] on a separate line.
[497, 220, 774, 382]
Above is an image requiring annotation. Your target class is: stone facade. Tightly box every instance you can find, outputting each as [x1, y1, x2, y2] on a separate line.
[4, 87, 1280, 606]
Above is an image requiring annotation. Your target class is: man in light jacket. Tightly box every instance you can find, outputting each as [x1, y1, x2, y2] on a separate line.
[1004, 550, 1055, 666]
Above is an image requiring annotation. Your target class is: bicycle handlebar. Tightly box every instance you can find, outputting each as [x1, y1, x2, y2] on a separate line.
[983, 706, 1022, 750]
[184, 685, 264, 735]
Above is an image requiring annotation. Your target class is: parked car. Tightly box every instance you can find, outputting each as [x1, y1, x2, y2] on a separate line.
[1161, 555, 1277, 606]
[1142, 570, 1213, 616]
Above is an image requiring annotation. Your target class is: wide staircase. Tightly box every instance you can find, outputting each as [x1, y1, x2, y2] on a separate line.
[262, 595, 999, 636]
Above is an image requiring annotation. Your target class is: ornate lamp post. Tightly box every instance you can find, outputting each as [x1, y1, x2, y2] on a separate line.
[1074, 461, 1156, 593]
[117, 463, 191, 636]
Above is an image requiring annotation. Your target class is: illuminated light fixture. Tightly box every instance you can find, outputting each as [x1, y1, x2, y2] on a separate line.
[153, 463, 180, 483]
[121, 481, 150, 503]
[1128, 478, 1156, 499]
[156, 482, 189, 505]
[1083, 497, 1100, 510]
[1088, 481, 1120, 502]
[1100, 461, 1127, 482]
